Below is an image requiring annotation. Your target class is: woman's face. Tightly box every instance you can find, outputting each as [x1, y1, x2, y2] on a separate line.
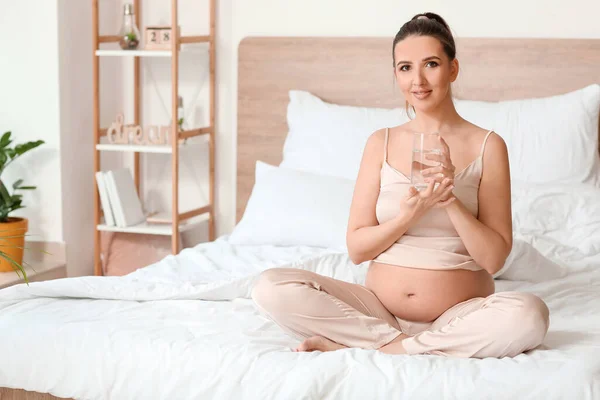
[393, 35, 458, 114]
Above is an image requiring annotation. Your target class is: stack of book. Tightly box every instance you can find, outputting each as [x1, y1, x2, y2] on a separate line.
[95, 168, 146, 227]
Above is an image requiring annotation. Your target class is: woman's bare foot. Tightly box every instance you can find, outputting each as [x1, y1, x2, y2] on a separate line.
[294, 336, 348, 352]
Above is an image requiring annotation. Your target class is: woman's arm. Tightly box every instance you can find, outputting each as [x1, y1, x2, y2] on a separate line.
[445, 133, 513, 275]
[346, 130, 417, 264]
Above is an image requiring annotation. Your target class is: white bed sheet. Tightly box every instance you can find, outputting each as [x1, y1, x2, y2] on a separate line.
[0, 185, 599, 400]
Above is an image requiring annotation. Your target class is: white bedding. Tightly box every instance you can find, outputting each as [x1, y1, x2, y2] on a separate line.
[1, 185, 600, 400]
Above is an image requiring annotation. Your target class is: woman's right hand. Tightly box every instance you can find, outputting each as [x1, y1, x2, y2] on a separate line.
[401, 178, 456, 218]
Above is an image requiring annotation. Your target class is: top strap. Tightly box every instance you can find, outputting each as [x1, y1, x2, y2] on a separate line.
[383, 128, 390, 162]
[479, 130, 494, 157]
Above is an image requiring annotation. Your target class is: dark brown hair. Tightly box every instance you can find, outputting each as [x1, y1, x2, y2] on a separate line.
[392, 12, 456, 117]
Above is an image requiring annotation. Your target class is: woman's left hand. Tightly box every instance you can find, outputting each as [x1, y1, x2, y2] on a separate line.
[422, 135, 455, 183]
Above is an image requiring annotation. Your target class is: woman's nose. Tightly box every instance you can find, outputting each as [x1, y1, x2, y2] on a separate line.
[412, 68, 426, 86]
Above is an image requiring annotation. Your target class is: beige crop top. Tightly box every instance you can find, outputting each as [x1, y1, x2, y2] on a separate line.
[372, 128, 494, 271]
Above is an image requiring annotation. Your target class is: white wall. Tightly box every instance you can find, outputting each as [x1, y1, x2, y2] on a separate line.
[0, 0, 63, 243]
[218, 0, 600, 234]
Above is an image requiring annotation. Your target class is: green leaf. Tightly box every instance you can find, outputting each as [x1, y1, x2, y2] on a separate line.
[0, 132, 11, 149]
[14, 140, 44, 157]
[0, 134, 44, 221]
[0, 152, 6, 170]
[21, 259, 38, 277]
[0, 249, 28, 283]
[0, 180, 12, 204]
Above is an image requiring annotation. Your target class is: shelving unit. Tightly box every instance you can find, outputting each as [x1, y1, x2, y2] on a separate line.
[92, 0, 216, 276]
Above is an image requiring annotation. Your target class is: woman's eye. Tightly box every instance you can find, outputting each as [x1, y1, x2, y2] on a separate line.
[426, 61, 439, 68]
[399, 65, 410, 72]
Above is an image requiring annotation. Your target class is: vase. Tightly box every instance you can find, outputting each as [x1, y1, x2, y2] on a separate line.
[0, 217, 28, 273]
[119, 3, 141, 50]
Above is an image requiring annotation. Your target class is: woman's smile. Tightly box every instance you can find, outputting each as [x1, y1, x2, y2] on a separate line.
[412, 90, 432, 100]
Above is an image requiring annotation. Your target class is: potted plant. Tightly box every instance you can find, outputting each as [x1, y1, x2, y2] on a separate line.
[0, 131, 44, 283]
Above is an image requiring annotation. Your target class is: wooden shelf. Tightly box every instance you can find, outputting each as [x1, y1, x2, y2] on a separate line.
[97, 214, 208, 236]
[92, 0, 217, 276]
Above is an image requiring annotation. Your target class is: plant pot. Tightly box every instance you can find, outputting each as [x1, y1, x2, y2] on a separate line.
[0, 217, 28, 273]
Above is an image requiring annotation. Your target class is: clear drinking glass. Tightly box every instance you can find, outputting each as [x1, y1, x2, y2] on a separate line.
[410, 132, 443, 191]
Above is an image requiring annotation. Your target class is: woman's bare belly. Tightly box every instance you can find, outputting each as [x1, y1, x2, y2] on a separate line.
[365, 261, 495, 322]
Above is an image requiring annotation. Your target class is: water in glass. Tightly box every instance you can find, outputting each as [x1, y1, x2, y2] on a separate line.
[411, 132, 442, 191]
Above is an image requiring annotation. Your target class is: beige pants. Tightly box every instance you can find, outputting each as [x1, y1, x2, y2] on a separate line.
[251, 268, 550, 358]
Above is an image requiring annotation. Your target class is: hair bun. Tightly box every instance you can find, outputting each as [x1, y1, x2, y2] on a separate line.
[412, 12, 452, 34]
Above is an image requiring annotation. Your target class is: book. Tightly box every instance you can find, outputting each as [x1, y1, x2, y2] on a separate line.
[104, 168, 146, 227]
[95, 171, 115, 226]
[103, 171, 125, 227]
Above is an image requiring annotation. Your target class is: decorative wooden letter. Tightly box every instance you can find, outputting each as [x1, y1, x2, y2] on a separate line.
[107, 113, 128, 144]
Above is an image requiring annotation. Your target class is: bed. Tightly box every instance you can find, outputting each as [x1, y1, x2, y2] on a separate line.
[1, 37, 600, 400]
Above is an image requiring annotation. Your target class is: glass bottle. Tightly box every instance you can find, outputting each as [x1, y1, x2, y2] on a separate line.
[119, 3, 140, 50]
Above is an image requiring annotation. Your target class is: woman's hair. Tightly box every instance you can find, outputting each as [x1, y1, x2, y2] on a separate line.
[392, 12, 456, 118]
[392, 12, 456, 66]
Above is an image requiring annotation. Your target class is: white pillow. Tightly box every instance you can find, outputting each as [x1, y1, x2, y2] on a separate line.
[493, 239, 568, 282]
[455, 84, 600, 186]
[229, 161, 355, 251]
[282, 85, 600, 186]
[280, 90, 409, 181]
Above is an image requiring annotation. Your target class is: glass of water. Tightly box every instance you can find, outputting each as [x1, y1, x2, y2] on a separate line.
[411, 132, 443, 191]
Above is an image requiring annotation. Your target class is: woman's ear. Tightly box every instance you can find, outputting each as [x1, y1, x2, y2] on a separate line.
[450, 59, 459, 82]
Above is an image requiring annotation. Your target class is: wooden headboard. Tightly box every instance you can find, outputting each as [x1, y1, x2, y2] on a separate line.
[237, 37, 600, 223]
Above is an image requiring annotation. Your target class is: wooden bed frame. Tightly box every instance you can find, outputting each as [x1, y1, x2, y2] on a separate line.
[2, 36, 599, 400]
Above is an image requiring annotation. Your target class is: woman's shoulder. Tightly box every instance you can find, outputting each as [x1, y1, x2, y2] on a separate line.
[365, 124, 413, 152]
[459, 122, 509, 172]
[461, 121, 505, 150]
[388, 122, 415, 136]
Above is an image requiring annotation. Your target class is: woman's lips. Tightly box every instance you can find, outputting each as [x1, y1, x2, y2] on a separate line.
[412, 90, 432, 100]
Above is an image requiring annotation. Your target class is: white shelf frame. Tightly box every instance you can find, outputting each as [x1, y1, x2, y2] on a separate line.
[96, 49, 172, 57]
[96, 135, 209, 153]
[95, 45, 208, 57]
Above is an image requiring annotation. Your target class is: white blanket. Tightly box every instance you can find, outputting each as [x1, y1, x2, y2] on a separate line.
[1, 184, 600, 400]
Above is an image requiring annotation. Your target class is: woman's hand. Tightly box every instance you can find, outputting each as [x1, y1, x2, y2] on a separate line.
[401, 178, 456, 219]
[422, 136, 456, 184]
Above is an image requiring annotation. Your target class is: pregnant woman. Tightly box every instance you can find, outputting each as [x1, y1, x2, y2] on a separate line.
[251, 12, 549, 358]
